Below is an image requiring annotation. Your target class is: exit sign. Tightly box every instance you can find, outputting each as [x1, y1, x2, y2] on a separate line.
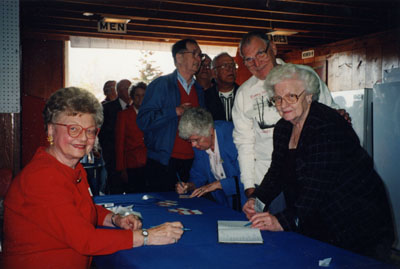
[302, 50, 314, 59]
[98, 21, 127, 33]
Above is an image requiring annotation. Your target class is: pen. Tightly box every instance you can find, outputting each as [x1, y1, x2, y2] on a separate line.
[244, 222, 252, 227]
[176, 173, 184, 188]
[150, 226, 191, 231]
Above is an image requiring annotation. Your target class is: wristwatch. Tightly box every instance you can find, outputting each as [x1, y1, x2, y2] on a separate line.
[142, 229, 149, 246]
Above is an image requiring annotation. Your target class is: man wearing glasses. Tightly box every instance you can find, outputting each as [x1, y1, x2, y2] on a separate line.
[137, 39, 205, 192]
[205, 52, 240, 121]
[232, 31, 339, 202]
[195, 54, 214, 90]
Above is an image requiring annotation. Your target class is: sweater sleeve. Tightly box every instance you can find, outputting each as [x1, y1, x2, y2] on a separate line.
[22, 168, 133, 255]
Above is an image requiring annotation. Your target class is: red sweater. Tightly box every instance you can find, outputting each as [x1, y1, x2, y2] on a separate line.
[3, 147, 133, 269]
[171, 82, 199, 159]
[115, 107, 147, 171]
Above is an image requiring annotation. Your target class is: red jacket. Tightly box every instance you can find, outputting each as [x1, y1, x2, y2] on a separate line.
[115, 107, 147, 171]
[3, 147, 133, 269]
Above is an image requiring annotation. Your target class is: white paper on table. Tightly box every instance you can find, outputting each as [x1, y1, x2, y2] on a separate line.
[217, 220, 263, 244]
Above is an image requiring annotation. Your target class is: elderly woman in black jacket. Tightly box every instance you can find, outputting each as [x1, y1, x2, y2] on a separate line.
[242, 63, 394, 261]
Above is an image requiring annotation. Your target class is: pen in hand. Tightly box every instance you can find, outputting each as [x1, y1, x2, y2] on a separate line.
[151, 226, 191, 231]
[244, 222, 252, 227]
[176, 173, 186, 192]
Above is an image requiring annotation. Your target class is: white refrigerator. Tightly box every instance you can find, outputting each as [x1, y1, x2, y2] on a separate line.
[333, 68, 400, 250]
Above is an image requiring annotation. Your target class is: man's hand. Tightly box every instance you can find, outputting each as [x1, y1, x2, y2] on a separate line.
[245, 187, 255, 198]
[176, 102, 192, 116]
[337, 109, 352, 124]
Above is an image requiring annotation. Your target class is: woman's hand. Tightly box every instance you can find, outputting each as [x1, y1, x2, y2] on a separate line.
[190, 181, 221, 198]
[249, 212, 283, 231]
[175, 182, 195, 194]
[110, 213, 142, 230]
[113, 214, 142, 231]
[147, 222, 184, 245]
[242, 198, 256, 220]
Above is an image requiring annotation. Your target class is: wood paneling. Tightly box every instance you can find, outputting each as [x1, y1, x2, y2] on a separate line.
[22, 38, 65, 98]
[21, 38, 65, 167]
[282, 29, 400, 92]
[0, 113, 20, 176]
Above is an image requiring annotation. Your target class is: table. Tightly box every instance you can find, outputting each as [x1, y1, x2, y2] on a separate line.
[93, 192, 393, 268]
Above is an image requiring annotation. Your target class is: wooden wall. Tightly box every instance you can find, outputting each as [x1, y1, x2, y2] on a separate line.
[282, 29, 400, 92]
[0, 113, 20, 175]
[21, 37, 65, 167]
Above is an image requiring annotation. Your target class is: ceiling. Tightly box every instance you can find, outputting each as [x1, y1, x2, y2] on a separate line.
[20, 0, 400, 54]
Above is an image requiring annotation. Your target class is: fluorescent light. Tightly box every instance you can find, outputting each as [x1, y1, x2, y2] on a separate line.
[268, 30, 298, 36]
[102, 17, 131, 24]
[131, 17, 149, 21]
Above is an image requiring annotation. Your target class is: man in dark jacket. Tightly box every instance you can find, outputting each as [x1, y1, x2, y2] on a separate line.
[205, 52, 239, 121]
[98, 79, 131, 193]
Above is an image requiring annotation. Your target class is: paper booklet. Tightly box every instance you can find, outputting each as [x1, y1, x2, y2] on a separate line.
[217, 220, 263, 244]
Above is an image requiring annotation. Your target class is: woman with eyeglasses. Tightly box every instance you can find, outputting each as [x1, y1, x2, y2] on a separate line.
[3, 87, 183, 268]
[242, 64, 394, 262]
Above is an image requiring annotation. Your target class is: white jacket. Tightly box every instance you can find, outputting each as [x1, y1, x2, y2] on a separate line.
[232, 59, 338, 190]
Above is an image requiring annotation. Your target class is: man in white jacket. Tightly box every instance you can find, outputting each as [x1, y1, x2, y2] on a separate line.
[232, 31, 340, 200]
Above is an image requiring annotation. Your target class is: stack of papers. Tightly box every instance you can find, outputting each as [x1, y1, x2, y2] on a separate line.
[217, 220, 263, 244]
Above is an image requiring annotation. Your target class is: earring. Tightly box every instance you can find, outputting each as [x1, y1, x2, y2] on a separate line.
[47, 135, 54, 146]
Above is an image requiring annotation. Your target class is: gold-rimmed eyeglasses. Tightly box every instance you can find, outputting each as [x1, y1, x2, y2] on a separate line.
[243, 41, 271, 67]
[270, 90, 306, 106]
[53, 123, 99, 139]
[180, 50, 206, 61]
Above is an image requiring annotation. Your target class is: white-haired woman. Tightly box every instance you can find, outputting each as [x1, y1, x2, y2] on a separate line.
[176, 107, 245, 210]
[243, 64, 394, 261]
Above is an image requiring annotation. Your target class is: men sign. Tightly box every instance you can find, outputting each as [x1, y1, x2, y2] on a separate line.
[98, 21, 127, 34]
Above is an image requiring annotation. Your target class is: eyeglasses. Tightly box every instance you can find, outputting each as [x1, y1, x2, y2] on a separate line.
[188, 136, 205, 145]
[270, 90, 306, 106]
[53, 123, 99, 139]
[243, 41, 271, 67]
[200, 61, 211, 70]
[180, 50, 206, 61]
[213, 62, 237, 70]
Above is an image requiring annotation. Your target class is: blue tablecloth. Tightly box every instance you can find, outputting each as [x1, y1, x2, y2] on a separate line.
[93, 192, 392, 268]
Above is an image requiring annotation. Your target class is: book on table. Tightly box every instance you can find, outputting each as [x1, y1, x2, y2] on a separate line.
[217, 220, 263, 244]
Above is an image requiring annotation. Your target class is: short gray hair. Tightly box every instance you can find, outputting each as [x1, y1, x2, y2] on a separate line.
[43, 87, 103, 132]
[264, 63, 320, 101]
[178, 107, 214, 140]
[239, 31, 269, 58]
[211, 52, 232, 69]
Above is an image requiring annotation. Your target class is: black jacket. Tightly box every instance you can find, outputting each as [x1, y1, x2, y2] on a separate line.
[254, 102, 394, 255]
[204, 83, 239, 121]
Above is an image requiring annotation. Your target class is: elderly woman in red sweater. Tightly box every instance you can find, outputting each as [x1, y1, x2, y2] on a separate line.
[3, 87, 183, 269]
